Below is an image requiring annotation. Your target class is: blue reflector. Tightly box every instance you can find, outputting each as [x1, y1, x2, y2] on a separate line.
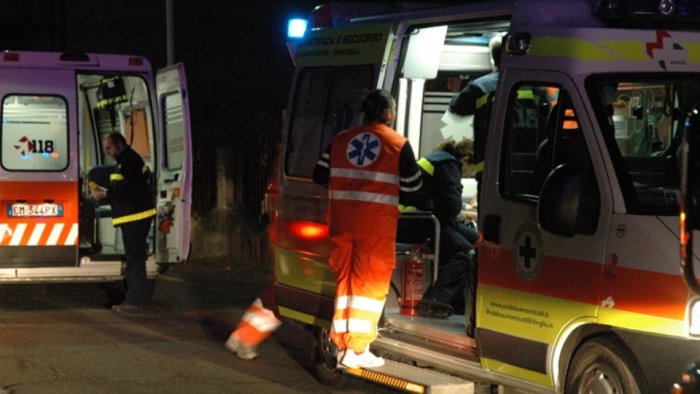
[288, 18, 307, 39]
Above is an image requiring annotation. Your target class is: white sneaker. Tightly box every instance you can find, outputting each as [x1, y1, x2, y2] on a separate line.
[224, 336, 258, 360]
[340, 349, 385, 369]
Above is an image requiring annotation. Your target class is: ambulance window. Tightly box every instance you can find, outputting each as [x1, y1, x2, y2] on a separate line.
[589, 77, 692, 215]
[286, 66, 374, 178]
[502, 83, 555, 197]
[502, 84, 599, 232]
[162, 92, 184, 170]
[1, 94, 68, 171]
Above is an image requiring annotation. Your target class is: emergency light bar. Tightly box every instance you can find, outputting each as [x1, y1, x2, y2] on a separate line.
[287, 18, 307, 39]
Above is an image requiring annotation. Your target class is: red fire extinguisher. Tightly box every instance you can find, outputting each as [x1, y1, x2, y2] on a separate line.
[401, 246, 424, 316]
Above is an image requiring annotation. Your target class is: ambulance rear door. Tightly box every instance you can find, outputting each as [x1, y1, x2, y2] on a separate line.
[0, 68, 79, 269]
[155, 63, 192, 265]
[275, 22, 395, 324]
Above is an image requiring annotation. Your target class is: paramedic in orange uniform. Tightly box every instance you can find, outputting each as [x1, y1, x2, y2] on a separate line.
[92, 132, 156, 312]
[313, 89, 422, 369]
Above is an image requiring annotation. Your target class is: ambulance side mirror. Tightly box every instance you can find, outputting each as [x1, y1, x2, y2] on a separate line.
[537, 164, 581, 238]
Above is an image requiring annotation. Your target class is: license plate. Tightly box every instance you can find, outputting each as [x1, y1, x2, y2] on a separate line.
[8, 203, 63, 217]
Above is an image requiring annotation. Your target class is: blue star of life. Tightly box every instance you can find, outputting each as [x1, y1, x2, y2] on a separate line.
[346, 132, 381, 168]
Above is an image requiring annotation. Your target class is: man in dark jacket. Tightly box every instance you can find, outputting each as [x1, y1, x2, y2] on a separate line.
[92, 132, 156, 311]
[415, 138, 478, 335]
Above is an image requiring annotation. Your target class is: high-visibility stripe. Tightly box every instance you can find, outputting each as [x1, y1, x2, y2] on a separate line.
[28, 223, 46, 246]
[112, 208, 156, 225]
[474, 161, 484, 174]
[0, 222, 79, 246]
[333, 319, 349, 333]
[331, 168, 399, 184]
[336, 296, 349, 310]
[64, 223, 78, 246]
[110, 173, 124, 181]
[349, 295, 386, 314]
[476, 93, 491, 109]
[10, 224, 26, 246]
[330, 190, 399, 205]
[347, 318, 372, 333]
[47, 223, 64, 245]
[417, 158, 434, 176]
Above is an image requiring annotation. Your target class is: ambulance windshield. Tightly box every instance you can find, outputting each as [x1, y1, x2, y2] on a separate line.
[589, 75, 700, 215]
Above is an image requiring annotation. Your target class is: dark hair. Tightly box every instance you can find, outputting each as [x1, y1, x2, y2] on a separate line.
[106, 132, 127, 146]
[361, 89, 394, 123]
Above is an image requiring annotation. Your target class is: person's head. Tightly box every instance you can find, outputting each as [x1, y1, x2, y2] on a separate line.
[436, 137, 475, 177]
[489, 32, 506, 71]
[103, 132, 127, 158]
[361, 89, 396, 127]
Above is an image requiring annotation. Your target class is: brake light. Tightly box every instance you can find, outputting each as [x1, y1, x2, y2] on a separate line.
[290, 221, 328, 241]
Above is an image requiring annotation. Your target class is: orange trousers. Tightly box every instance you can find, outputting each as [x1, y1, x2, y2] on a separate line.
[328, 232, 396, 353]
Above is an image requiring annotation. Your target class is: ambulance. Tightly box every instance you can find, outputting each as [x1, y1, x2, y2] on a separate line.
[271, 0, 700, 392]
[0, 52, 192, 285]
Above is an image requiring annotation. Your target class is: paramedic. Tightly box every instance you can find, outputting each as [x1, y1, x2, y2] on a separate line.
[415, 139, 478, 328]
[91, 132, 156, 312]
[448, 32, 505, 197]
[313, 89, 422, 369]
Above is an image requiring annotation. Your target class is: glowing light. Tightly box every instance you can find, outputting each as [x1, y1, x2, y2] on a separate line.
[287, 18, 307, 39]
[290, 221, 328, 241]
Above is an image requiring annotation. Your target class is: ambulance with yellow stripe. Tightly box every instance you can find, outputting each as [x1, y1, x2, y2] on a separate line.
[0, 52, 191, 285]
[271, 0, 700, 392]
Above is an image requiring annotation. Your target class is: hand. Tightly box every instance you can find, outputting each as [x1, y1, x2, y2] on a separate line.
[90, 185, 107, 200]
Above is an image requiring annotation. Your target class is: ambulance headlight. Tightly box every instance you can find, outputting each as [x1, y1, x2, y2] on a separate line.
[689, 299, 700, 336]
[287, 18, 307, 39]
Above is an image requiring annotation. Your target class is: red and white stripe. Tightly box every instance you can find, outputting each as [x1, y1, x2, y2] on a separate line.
[0, 222, 78, 246]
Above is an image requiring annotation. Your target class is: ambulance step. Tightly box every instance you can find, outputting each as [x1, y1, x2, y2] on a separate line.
[343, 359, 474, 394]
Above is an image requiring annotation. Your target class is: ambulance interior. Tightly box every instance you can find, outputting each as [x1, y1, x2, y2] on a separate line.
[76, 74, 156, 258]
[385, 20, 509, 343]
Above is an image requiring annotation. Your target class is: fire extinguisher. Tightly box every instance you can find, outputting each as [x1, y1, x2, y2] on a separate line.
[400, 246, 424, 316]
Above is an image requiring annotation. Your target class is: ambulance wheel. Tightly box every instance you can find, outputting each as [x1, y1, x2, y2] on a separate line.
[565, 337, 646, 394]
[312, 326, 350, 388]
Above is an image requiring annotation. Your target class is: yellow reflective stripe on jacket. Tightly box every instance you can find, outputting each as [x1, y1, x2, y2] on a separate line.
[112, 208, 156, 225]
[417, 157, 434, 176]
[110, 173, 124, 181]
[476, 93, 491, 110]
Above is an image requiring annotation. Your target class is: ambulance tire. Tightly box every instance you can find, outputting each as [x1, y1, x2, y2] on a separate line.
[565, 336, 647, 394]
[312, 326, 350, 388]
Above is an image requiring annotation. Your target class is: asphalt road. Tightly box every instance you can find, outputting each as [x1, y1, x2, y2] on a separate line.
[0, 259, 397, 394]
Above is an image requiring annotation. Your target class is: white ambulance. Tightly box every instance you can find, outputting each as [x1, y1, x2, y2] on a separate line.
[0, 52, 192, 284]
[271, 0, 700, 392]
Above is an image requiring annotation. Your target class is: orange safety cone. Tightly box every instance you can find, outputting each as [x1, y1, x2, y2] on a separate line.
[224, 297, 282, 360]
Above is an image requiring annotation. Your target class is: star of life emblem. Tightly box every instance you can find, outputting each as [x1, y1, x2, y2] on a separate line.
[346, 132, 381, 168]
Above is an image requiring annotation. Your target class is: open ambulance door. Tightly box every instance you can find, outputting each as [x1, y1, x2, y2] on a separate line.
[155, 63, 192, 265]
[681, 104, 700, 294]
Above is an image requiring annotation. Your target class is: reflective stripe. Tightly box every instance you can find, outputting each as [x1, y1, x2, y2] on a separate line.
[47, 223, 64, 245]
[316, 160, 329, 168]
[112, 208, 156, 225]
[417, 157, 434, 176]
[10, 223, 26, 246]
[28, 223, 46, 246]
[349, 295, 385, 313]
[336, 296, 349, 310]
[330, 190, 398, 205]
[64, 223, 78, 246]
[110, 173, 124, 181]
[476, 93, 491, 109]
[330, 168, 399, 184]
[333, 319, 348, 333]
[347, 318, 372, 333]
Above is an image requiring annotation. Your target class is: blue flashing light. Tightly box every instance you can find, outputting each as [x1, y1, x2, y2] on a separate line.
[287, 18, 307, 39]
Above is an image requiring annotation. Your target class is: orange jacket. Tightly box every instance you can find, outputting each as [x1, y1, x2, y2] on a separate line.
[327, 122, 408, 237]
